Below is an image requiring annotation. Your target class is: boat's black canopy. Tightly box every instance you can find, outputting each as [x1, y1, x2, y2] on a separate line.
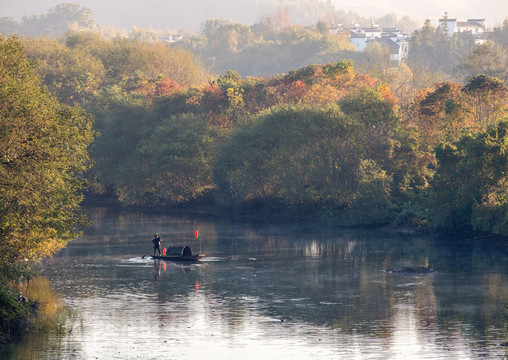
[165, 245, 193, 256]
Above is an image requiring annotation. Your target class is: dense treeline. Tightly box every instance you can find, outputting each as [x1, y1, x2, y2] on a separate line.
[3, 3, 505, 83]
[20, 28, 504, 234]
[0, 35, 94, 343]
[21, 32, 208, 106]
[177, 15, 419, 78]
[10, 29, 507, 236]
[0, 3, 95, 37]
[0, 2, 419, 38]
[408, 19, 508, 83]
[179, 16, 508, 81]
[0, 3, 421, 79]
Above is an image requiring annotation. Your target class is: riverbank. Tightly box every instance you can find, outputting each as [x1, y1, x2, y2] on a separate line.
[0, 282, 37, 346]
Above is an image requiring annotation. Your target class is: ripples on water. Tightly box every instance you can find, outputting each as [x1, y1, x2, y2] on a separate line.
[2, 209, 508, 359]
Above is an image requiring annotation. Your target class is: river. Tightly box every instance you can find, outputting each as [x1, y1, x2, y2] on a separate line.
[2, 207, 508, 359]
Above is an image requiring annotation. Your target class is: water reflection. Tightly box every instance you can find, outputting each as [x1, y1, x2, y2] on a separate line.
[2, 208, 508, 359]
[0, 277, 82, 359]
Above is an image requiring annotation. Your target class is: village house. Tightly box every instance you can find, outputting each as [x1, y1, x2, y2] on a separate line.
[347, 24, 409, 65]
[438, 17, 486, 36]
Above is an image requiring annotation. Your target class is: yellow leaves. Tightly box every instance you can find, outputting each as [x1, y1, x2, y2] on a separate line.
[27, 236, 67, 263]
[226, 87, 244, 108]
[301, 83, 340, 106]
[1, 35, 93, 275]
[376, 82, 398, 106]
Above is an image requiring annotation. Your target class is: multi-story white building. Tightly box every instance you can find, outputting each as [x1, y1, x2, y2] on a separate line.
[348, 24, 409, 64]
[438, 18, 486, 36]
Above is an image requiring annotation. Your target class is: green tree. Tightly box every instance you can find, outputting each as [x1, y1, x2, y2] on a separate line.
[87, 93, 154, 196]
[6, 3, 94, 36]
[347, 159, 395, 225]
[491, 18, 508, 46]
[0, 35, 94, 266]
[408, 19, 475, 76]
[23, 36, 106, 105]
[430, 122, 508, 235]
[64, 32, 208, 90]
[214, 98, 399, 225]
[115, 114, 218, 206]
[124, 41, 207, 86]
[182, 21, 355, 78]
[0, 35, 94, 340]
[459, 42, 508, 84]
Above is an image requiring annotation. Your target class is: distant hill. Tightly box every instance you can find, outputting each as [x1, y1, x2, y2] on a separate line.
[0, 0, 337, 31]
[0, 1, 421, 37]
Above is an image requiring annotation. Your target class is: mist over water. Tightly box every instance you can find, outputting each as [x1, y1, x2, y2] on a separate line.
[2, 208, 508, 359]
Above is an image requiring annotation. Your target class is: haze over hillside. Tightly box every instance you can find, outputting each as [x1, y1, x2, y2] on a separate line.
[1, 0, 334, 30]
[332, 0, 506, 27]
[1, 0, 506, 30]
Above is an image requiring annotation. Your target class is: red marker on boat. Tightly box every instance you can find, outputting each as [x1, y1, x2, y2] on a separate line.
[194, 230, 198, 238]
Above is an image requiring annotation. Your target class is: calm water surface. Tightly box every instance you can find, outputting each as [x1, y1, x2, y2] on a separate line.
[2, 208, 508, 359]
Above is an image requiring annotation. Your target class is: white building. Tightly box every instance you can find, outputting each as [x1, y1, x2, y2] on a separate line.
[438, 18, 485, 36]
[348, 24, 409, 64]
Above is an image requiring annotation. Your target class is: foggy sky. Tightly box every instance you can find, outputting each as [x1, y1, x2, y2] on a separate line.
[331, 0, 507, 27]
[1, 0, 506, 30]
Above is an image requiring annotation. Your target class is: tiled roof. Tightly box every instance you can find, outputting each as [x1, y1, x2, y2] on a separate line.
[457, 21, 482, 27]
[368, 36, 400, 48]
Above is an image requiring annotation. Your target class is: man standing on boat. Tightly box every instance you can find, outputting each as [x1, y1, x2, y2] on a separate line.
[152, 234, 162, 255]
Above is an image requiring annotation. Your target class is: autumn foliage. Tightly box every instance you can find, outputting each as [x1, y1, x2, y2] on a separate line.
[11, 32, 508, 236]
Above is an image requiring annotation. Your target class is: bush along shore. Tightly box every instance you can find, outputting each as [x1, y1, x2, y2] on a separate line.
[0, 281, 37, 345]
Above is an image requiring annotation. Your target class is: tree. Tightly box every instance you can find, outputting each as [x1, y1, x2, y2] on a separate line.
[23, 36, 106, 105]
[347, 159, 395, 225]
[122, 41, 207, 86]
[408, 19, 476, 76]
[214, 96, 399, 225]
[375, 13, 419, 33]
[3, 3, 94, 36]
[87, 93, 154, 195]
[258, 8, 292, 32]
[429, 122, 508, 235]
[459, 42, 508, 85]
[0, 35, 94, 340]
[463, 74, 508, 129]
[491, 18, 508, 46]
[410, 81, 471, 146]
[64, 32, 208, 89]
[114, 114, 218, 206]
[0, 35, 95, 267]
[0, 17, 19, 35]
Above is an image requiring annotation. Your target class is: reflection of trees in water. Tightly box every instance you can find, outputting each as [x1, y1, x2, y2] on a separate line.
[16, 212, 508, 357]
[1, 277, 83, 359]
[433, 270, 508, 345]
[204, 230, 508, 351]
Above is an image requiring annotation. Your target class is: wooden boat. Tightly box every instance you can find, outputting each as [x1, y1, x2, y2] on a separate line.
[151, 245, 205, 261]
